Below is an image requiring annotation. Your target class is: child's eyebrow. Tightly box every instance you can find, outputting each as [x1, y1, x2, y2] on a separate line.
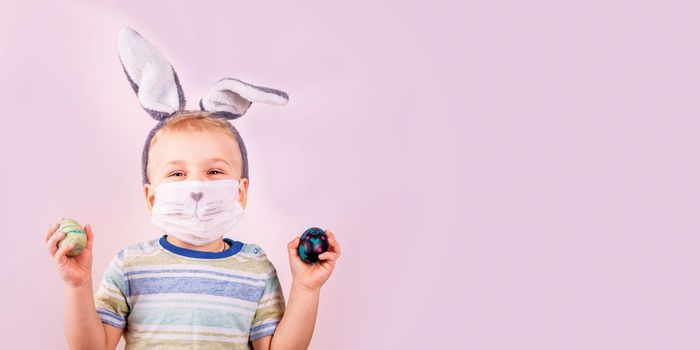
[161, 160, 184, 169]
[203, 157, 231, 166]
[159, 158, 231, 170]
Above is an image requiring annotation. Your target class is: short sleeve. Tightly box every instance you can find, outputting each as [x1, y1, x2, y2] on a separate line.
[94, 249, 130, 329]
[249, 258, 286, 341]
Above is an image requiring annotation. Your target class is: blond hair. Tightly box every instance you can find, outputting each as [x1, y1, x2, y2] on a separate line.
[144, 111, 248, 183]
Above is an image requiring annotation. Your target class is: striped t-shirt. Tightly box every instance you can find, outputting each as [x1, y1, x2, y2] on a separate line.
[94, 234, 286, 349]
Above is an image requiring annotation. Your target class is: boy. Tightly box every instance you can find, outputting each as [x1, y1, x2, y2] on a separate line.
[43, 27, 341, 350]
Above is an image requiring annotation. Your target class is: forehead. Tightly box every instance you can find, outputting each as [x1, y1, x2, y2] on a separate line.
[149, 129, 241, 166]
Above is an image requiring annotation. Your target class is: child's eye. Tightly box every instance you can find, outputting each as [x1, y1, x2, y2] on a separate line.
[209, 169, 224, 175]
[169, 172, 185, 177]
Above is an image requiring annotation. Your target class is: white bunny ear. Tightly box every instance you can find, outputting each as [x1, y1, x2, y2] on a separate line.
[199, 78, 289, 119]
[118, 26, 185, 120]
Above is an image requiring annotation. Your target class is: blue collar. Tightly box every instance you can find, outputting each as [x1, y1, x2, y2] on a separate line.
[159, 234, 244, 259]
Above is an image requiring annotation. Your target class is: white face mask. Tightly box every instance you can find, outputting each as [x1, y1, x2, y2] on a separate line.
[150, 178, 245, 246]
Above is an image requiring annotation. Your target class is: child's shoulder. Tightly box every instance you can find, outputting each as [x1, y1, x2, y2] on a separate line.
[238, 241, 269, 258]
[125, 237, 161, 252]
[237, 242, 280, 276]
[114, 237, 161, 260]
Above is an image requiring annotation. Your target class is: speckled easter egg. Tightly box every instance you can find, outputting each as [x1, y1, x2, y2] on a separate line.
[57, 218, 87, 257]
[297, 227, 329, 263]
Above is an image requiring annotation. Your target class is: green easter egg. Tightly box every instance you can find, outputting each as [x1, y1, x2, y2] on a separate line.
[57, 218, 87, 257]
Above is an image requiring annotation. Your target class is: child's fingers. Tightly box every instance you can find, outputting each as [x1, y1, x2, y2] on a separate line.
[44, 223, 59, 244]
[318, 251, 339, 262]
[326, 231, 341, 256]
[287, 236, 300, 256]
[46, 230, 64, 257]
[325, 230, 337, 242]
[318, 253, 337, 271]
[84, 224, 94, 250]
[54, 242, 74, 267]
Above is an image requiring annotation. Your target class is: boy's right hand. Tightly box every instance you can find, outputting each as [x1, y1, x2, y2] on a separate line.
[44, 222, 94, 288]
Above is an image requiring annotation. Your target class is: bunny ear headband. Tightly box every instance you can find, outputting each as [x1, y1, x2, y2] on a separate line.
[117, 26, 289, 185]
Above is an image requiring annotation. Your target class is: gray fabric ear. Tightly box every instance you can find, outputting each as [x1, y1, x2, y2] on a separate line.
[199, 78, 289, 119]
[118, 26, 185, 120]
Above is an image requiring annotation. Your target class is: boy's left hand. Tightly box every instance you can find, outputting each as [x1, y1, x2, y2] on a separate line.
[287, 230, 341, 291]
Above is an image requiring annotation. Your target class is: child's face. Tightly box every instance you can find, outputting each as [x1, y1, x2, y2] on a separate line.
[143, 129, 249, 213]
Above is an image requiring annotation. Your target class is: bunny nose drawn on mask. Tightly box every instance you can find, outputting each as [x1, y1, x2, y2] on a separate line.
[191, 192, 205, 220]
[191, 192, 203, 202]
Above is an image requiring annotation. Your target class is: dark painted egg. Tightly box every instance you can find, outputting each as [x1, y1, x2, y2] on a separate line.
[297, 227, 329, 263]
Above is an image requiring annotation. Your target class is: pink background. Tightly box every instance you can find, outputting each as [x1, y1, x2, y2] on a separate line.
[1, 0, 699, 349]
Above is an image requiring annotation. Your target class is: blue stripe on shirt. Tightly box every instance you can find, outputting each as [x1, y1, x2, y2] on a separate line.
[129, 276, 263, 302]
[126, 268, 265, 282]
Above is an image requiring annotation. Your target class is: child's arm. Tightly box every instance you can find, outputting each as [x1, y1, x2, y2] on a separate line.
[45, 223, 122, 350]
[64, 277, 123, 350]
[252, 231, 342, 350]
[265, 281, 322, 350]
